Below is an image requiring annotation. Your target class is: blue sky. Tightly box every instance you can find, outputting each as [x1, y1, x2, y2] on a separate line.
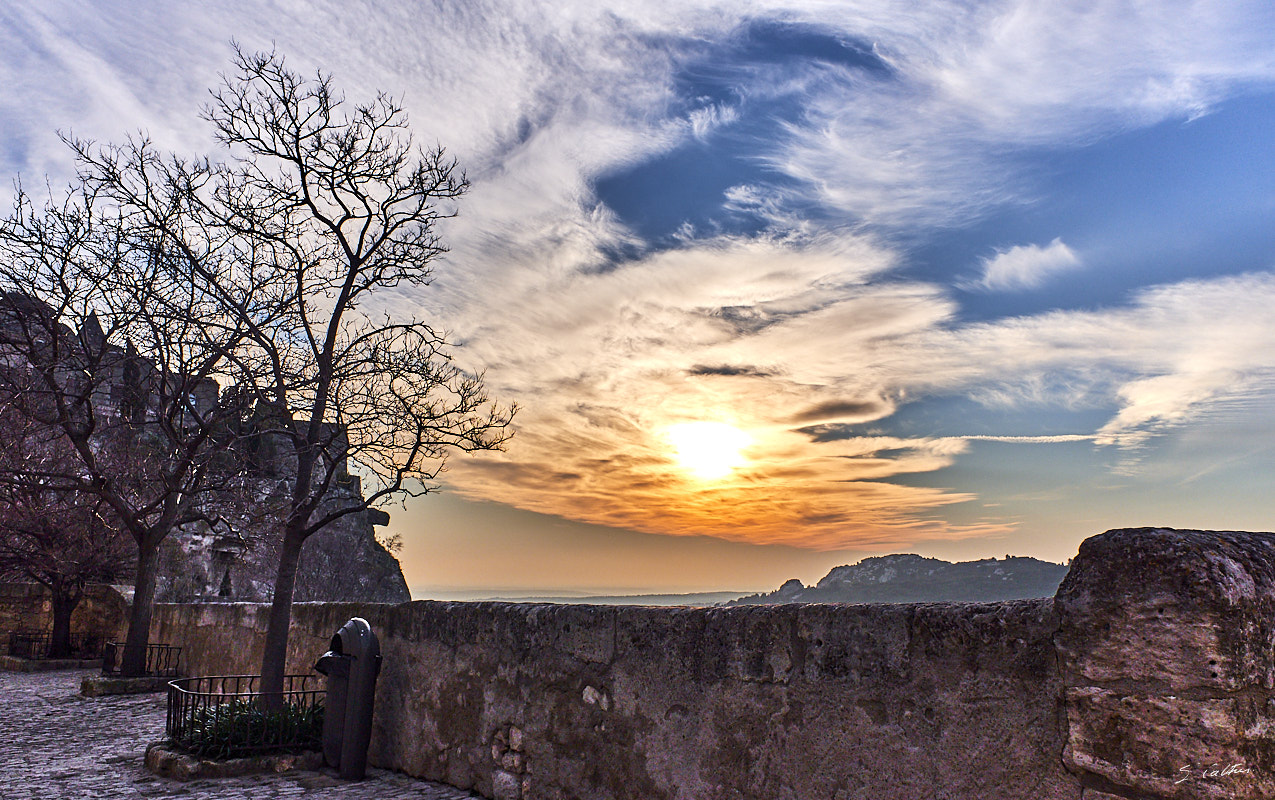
[3, 1, 1274, 596]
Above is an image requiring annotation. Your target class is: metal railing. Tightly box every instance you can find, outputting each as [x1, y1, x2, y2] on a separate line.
[101, 642, 182, 677]
[7, 630, 49, 659]
[7, 630, 100, 659]
[166, 674, 325, 758]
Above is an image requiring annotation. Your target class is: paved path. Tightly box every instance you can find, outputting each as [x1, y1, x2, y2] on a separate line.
[0, 668, 479, 799]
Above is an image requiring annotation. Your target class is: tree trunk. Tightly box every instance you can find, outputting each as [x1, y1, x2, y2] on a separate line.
[120, 538, 160, 677]
[259, 524, 307, 706]
[47, 577, 83, 659]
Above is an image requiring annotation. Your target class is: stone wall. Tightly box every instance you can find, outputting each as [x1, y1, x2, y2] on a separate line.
[146, 528, 1275, 800]
[0, 583, 129, 639]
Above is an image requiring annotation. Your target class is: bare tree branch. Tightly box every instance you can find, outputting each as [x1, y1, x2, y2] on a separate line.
[200, 48, 513, 698]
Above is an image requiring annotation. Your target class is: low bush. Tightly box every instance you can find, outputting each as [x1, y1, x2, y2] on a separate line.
[173, 699, 324, 760]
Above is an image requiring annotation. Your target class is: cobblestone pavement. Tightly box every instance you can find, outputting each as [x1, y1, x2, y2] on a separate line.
[0, 668, 479, 799]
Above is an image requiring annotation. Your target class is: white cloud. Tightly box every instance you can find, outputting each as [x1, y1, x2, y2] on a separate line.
[956, 435, 1096, 444]
[6, 1, 1273, 230]
[907, 272, 1275, 459]
[770, 0, 1275, 224]
[975, 238, 1081, 291]
[687, 104, 740, 141]
[4, 0, 1274, 549]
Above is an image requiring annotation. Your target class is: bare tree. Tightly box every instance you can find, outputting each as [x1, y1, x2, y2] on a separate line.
[0, 380, 132, 658]
[199, 49, 515, 698]
[0, 179, 262, 676]
[5, 47, 513, 693]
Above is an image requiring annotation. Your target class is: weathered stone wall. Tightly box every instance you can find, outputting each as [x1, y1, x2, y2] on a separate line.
[0, 583, 129, 639]
[1055, 528, 1275, 800]
[145, 528, 1275, 800]
[153, 598, 1069, 799]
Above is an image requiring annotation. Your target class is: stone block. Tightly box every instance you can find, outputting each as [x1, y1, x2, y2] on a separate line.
[1064, 688, 1275, 799]
[1058, 528, 1275, 800]
[1056, 528, 1275, 693]
[0, 655, 102, 673]
[492, 769, 521, 800]
[81, 674, 172, 696]
[144, 742, 323, 781]
[550, 604, 616, 664]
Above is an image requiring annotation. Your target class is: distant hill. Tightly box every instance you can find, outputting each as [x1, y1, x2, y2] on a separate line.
[727, 554, 1070, 605]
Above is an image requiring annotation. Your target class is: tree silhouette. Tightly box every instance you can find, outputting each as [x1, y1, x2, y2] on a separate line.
[58, 47, 515, 696]
[0, 179, 265, 676]
[0, 376, 132, 658]
[201, 48, 515, 699]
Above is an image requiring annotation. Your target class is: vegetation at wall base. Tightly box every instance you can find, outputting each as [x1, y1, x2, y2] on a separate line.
[172, 699, 324, 761]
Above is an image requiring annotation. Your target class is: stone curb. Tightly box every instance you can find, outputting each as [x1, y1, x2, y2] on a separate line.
[144, 741, 325, 781]
[0, 655, 103, 672]
[81, 674, 173, 696]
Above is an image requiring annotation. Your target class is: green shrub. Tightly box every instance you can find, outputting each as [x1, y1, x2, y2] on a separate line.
[173, 699, 324, 760]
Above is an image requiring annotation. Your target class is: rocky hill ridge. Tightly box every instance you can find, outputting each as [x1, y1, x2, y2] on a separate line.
[730, 553, 1069, 605]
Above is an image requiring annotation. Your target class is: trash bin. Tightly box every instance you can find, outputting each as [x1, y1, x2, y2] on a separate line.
[314, 617, 382, 780]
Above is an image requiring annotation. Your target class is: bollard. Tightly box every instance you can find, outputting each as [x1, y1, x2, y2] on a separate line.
[313, 647, 350, 769]
[313, 617, 382, 779]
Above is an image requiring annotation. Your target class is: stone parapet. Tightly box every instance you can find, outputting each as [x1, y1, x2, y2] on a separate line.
[145, 528, 1275, 800]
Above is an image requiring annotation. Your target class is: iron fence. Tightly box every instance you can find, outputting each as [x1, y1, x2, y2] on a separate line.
[7, 630, 100, 659]
[101, 642, 182, 676]
[7, 630, 48, 659]
[166, 674, 325, 758]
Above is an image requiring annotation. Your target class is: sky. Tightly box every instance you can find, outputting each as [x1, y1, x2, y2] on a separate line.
[2, 1, 1274, 598]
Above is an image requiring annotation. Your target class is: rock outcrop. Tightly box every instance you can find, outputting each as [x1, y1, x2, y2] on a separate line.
[730, 552, 1068, 604]
[155, 494, 410, 604]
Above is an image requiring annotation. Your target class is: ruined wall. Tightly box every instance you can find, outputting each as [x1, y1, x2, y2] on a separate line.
[148, 528, 1275, 800]
[155, 484, 410, 605]
[156, 511, 410, 605]
[0, 294, 412, 610]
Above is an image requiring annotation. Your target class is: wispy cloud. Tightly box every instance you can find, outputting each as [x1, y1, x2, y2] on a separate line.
[10, 2, 1272, 218]
[954, 435, 1096, 444]
[4, 0, 1274, 551]
[442, 259, 1275, 549]
[918, 272, 1275, 460]
[687, 104, 740, 141]
[972, 238, 1081, 291]
[781, 1, 1274, 224]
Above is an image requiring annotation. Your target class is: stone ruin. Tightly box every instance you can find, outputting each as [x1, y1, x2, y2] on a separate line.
[0, 291, 410, 605]
[154, 477, 409, 605]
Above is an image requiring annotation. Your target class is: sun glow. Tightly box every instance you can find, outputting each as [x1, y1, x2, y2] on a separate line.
[666, 421, 752, 481]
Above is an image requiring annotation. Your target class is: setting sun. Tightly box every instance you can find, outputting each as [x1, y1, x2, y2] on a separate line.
[666, 422, 752, 481]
